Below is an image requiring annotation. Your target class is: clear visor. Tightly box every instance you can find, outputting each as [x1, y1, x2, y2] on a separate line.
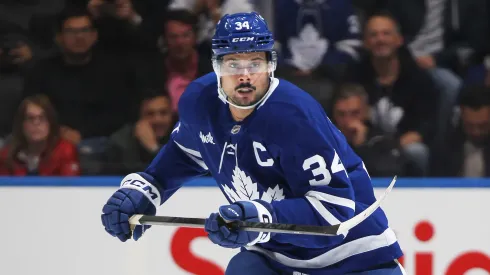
[216, 58, 272, 76]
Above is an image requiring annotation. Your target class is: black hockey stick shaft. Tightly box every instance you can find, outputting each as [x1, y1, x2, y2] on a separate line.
[132, 215, 340, 236]
[129, 176, 397, 236]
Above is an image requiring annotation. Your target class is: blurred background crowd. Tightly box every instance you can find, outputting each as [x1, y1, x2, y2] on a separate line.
[0, 0, 489, 178]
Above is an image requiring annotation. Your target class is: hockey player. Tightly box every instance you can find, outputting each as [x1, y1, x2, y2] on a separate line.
[101, 12, 406, 275]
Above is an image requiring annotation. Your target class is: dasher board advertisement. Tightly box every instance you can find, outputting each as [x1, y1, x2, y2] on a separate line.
[0, 180, 488, 275]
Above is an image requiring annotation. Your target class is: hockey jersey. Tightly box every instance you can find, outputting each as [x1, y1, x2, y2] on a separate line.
[144, 72, 403, 274]
[274, 0, 362, 71]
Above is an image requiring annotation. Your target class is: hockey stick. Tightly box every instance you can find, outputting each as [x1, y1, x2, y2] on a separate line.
[129, 176, 397, 236]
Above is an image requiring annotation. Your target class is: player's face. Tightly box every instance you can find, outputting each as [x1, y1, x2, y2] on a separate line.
[364, 16, 402, 58]
[141, 96, 173, 138]
[461, 106, 490, 146]
[220, 52, 270, 107]
[23, 103, 50, 143]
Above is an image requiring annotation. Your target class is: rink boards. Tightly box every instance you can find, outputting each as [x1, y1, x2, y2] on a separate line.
[0, 177, 489, 275]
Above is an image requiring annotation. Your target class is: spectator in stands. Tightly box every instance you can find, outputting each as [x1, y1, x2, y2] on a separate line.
[23, 8, 143, 150]
[0, 0, 64, 63]
[432, 86, 490, 177]
[274, 0, 361, 78]
[383, 0, 490, 135]
[384, 0, 489, 75]
[87, 0, 172, 52]
[168, 0, 255, 55]
[105, 93, 174, 175]
[143, 9, 213, 113]
[331, 83, 420, 177]
[0, 95, 80, 176]
[0, 21, 33, 68]
[345, 13, 440, 176]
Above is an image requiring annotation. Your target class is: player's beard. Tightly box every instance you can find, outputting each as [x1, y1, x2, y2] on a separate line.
[228, 82, 268, 107]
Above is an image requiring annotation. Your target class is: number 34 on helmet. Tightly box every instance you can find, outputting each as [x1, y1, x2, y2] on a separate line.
[211, 12, 278, 76]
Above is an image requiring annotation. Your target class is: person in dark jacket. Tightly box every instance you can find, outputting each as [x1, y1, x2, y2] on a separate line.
[330, 83, 421, 177]
[383, 0, 489, 72]
[104, 92, 175, 175]
[432, 85, 490, 177]
[23, 8, 143, 145]
[345, 13, 440, 176]
[383, 0, 490, 141]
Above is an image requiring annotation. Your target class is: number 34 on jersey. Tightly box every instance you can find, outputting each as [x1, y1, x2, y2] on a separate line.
[253, 141, 349, 187]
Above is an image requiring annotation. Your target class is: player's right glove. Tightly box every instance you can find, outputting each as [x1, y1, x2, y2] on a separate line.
[205, 200, 277, 248]
[101, 172, 161, 242]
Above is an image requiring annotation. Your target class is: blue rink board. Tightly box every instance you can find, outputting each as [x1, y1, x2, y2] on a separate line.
[0, 176, 489, 188]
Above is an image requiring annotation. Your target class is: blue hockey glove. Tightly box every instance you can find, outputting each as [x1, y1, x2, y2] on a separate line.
[204, 200, 277, 248]
[101, 173, 161, 242]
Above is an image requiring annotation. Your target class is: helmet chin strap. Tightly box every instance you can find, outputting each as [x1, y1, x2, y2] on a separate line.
[217, 69, 276, 110]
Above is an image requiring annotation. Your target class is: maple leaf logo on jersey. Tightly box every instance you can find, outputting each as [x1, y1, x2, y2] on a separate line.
[223, 166, 285, 203]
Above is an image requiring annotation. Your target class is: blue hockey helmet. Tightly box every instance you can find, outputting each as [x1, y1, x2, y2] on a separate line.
[212, 12, 277, 110]
[211, 12, 275, 57]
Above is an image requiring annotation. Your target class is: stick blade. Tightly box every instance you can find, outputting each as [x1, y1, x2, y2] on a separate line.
[336, 176, 397, 235]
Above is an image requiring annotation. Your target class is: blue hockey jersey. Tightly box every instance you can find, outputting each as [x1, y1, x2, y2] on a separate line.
[144, 73, 403, 274]
[274, 0, 362, 70]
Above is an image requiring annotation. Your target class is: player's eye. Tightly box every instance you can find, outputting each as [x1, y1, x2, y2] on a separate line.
[228, 62, 239, 68]
[250, 62, 265, 72]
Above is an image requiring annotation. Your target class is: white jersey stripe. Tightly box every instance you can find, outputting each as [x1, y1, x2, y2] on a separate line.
[305, 195, 341, 225]
[174, 141, 208, 170]
[305, 191, 355, 211]
[246, 228, 398, 269]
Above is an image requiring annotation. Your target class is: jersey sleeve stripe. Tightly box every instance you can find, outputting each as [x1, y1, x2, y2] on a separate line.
[305, 195, 341, 225]
[185, 154, 209, 170]
[174, 141, 209, 170]
[174, 141, 203, 158]
[305, 191, 355, 211]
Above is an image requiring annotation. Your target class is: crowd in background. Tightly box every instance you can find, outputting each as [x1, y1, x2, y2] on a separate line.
[0, 0, 489, 178]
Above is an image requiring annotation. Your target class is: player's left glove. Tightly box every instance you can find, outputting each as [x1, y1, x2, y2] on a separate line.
[204, 200, 277, 248]
[101, 173, 160, 242]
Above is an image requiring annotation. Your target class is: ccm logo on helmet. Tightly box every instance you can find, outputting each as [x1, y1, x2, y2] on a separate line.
[232, 37, 255, 42]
